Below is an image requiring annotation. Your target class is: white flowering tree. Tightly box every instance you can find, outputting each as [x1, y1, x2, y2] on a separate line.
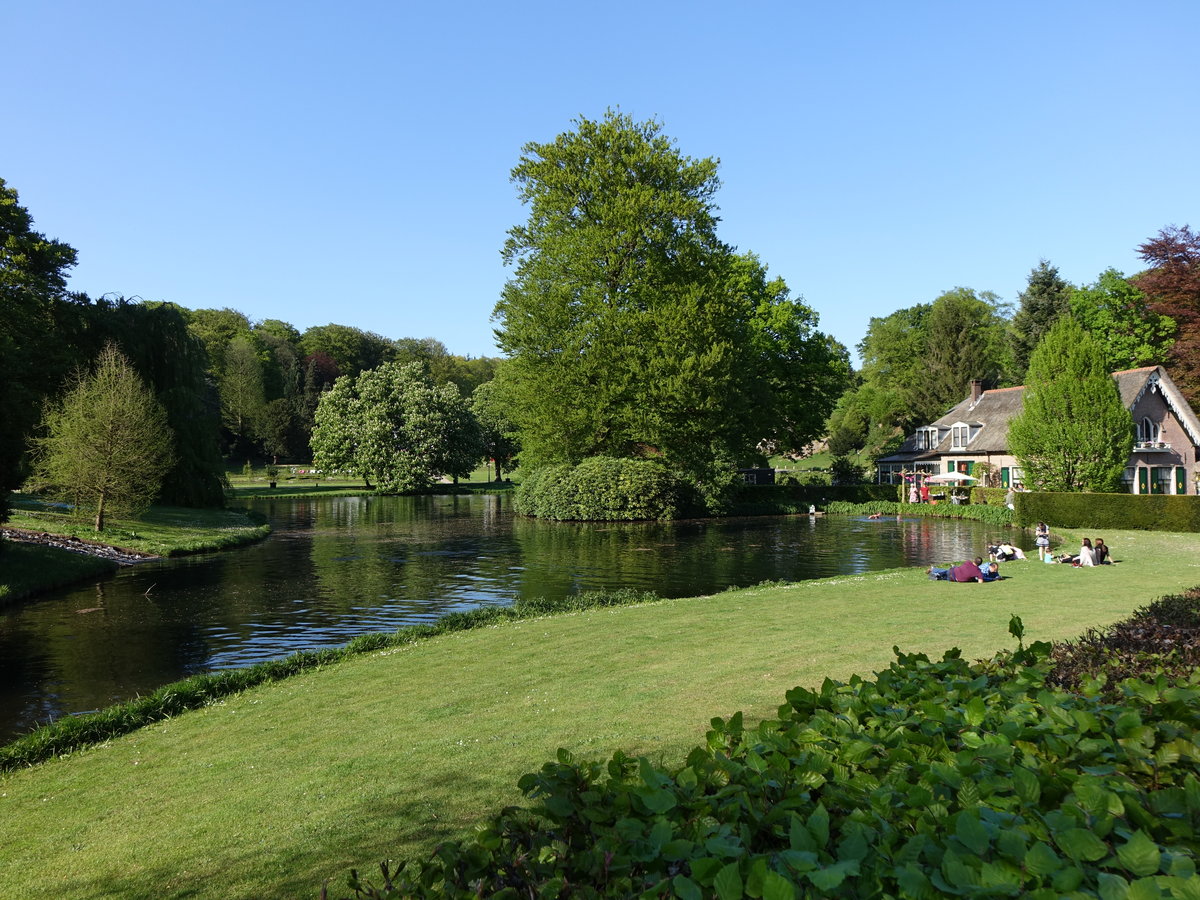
[311, 361, 481, 492]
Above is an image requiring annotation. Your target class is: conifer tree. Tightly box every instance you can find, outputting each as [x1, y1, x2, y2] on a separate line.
[1007, 318, 1132, 491]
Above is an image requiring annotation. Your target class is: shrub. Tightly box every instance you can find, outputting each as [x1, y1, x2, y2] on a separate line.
[1015, 491, 1200, 532]
[335, 631, 1200, 899]
[824, 500, 1016, 527]
[515, 457, 683, 521]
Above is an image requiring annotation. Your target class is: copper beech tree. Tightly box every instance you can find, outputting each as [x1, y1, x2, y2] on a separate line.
[1136, 225, 1200, 405]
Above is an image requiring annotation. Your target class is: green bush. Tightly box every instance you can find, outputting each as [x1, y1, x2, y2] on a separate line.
[515, 457, 684, 520]
[824, 500, 1016, 526]
[1015, 491, 1200, 532]
[970, 486, 1010, 506]
[731, 483, 899, 515]
[337, 630, 1200, 899]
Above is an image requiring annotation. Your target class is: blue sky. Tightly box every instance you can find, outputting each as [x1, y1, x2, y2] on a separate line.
[7, 1, 1198, 363]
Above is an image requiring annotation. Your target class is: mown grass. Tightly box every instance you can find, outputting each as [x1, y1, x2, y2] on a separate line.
[0, 542, 117, 604]
[5, 496, 270, 558]
[1, 527, 1197, 899]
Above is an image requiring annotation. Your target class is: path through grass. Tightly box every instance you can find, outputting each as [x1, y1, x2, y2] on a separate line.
[1, 527, 1197, 899]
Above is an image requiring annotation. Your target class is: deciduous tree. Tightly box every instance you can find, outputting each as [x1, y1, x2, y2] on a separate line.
[1007, 317, 1132, 492]
[1135, 225, 1200, 405]
[493, 111, 846, 507]
[33, 343, 176, 531]
[311, 362, 480, 493]
[1070, 268, 1175, 372]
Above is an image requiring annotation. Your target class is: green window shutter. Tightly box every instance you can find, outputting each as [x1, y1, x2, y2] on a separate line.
[1138, 467, 1148, 494]
[1176, 466, 1186, 495]
[1000, 467, 1010, 487]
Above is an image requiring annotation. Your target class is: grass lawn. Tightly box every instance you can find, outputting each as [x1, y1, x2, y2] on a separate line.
[2, 527, 1198, 899]
[4, 497, 270, 558]
[0, 542, 117, 604]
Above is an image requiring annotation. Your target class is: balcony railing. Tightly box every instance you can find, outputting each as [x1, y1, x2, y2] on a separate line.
[1134, 440, 1171, 451]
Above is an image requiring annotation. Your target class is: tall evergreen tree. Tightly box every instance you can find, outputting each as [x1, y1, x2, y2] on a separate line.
[1010, 260, 1072, 380]
[1007, 317, 1132, 491]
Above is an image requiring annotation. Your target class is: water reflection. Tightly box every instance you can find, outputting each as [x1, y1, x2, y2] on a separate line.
[0, 495, 1025, 741]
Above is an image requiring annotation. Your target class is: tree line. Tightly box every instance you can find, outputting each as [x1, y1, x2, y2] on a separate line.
[826, 236, 1199, 463]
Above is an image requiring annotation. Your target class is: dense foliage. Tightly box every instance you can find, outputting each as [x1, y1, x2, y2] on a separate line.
[1135, 225, 1200, 408]
[1008, 317, 1134, 491]
[514, 457, 683, 521]
[824, 501, 1016, 527]
[0, 588, 658, 773]
[1013, 491, 1200, 532]
[493, 111, 848, 511]
[336, 615, 1200, 899]
[1070, 269, 1176, 374]
[1009, 260, 1072, 382]
[311, 362, 481, 492]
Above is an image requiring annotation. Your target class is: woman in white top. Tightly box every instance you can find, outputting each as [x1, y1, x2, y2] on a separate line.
[1077, 537, 1096, 567]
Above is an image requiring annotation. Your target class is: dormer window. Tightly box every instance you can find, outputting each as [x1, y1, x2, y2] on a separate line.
[915, 427, 938, 450]
[951, 424, 970, 449]
[1139, 418, 1159, 443]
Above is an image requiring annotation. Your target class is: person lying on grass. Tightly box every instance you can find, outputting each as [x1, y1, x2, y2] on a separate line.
[927, 557, 998, 583]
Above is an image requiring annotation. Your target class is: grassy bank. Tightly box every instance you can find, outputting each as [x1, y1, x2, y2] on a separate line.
[1, 528, 1198, 899]
[5, 497, 270, 558]
[0, 542, 118, 604]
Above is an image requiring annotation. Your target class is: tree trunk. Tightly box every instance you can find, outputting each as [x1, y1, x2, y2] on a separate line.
[94, 490, 107, 532]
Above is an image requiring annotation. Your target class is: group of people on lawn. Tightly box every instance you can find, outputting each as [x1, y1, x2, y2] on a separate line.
[927, 523, 1113, 583]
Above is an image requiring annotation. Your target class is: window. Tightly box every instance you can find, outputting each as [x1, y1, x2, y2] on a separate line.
[915, 427, 938, 450]
[951, 425, 970, 449]
[1140, 418, 1159, 443]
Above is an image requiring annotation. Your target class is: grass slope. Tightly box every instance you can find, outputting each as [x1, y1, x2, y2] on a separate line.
[0, 542, 117, 604]
[1, 528, 1197, 899]
[5, 499, 269, 557]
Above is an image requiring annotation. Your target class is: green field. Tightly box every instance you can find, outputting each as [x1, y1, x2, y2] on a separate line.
[1, 527, 1197, 899]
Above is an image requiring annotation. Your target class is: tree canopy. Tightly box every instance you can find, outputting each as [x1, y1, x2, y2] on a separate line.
[1135, 224, 1200, 406]
[1070, 268, 1175, 373]
[1007, 317, 1132, 492]
[1009, 260, 1072, 381]
[493, 110, 847, 505]
[310, 361, 481, 493]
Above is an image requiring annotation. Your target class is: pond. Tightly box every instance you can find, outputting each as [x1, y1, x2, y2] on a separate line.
[0, 494, 1028, 742]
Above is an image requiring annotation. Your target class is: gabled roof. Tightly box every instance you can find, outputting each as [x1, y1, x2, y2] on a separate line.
[878, 365, 1200, 463]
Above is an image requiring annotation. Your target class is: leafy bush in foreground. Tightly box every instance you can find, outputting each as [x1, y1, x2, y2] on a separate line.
[336, 624, 1200, 898]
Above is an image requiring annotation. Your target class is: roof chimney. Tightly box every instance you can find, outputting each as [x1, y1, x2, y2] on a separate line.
[970, 380, 983, 403]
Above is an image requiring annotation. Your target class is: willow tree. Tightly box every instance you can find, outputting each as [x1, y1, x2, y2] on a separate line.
[493, 110, 846, 508]
[1007, 317, 1132, 492]
[34, 342, 176, 531]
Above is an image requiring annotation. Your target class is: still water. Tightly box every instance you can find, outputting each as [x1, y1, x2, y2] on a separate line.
[0, 494, 1024, 741]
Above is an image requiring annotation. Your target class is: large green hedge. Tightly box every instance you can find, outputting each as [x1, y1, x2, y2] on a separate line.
[1015, 492, 1200, 532]
[514, 457, 683, 521]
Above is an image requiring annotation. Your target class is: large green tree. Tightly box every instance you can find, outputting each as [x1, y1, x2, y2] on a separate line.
[493, 111, 846, 503]
[310, 361, 481, 493]
[1070, 268, 1175, 372]
[0, 178, 80, 516]
[1009, 260, 1072, 381]
[1007, 317, 1132, 492]
[923, 287, 1012, 412]
[33, 343, 176, 531]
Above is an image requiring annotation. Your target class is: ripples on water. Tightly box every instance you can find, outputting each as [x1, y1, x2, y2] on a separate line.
[0, 494, 1029, 740]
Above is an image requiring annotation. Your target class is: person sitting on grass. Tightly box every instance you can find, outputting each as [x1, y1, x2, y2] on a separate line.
[927, 557, 989, 583]
[1094, 538, 1111, 564]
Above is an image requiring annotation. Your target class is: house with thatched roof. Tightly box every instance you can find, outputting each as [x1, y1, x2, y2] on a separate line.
[876, 366, 1200, 495]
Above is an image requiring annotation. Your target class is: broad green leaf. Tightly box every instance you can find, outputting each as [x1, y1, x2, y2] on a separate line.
[807, 804, 830, 849]
[1117, 830, 1162, 878]
[1012, 767, 1041, 804]
[964, 696, 987, 727]
[807, 861, 855, 891]
[1098, 872, 1131, 900]
[1025, 841, 1061, 877]
[1055, 827, 1109, 862]
[713, 862, 743, 900]
[1129, 877, 1165, 900]
[761, 870, 795, 900]
[954, 810, 991, 856]
[673, 875, 702, 900]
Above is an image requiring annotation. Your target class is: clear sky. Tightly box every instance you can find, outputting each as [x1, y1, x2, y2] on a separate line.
[7, 1, 1198, 363]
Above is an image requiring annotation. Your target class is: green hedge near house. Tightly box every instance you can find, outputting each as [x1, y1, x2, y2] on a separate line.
[731, 483, 899, 516]
[1014, 492, 1200, 532]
